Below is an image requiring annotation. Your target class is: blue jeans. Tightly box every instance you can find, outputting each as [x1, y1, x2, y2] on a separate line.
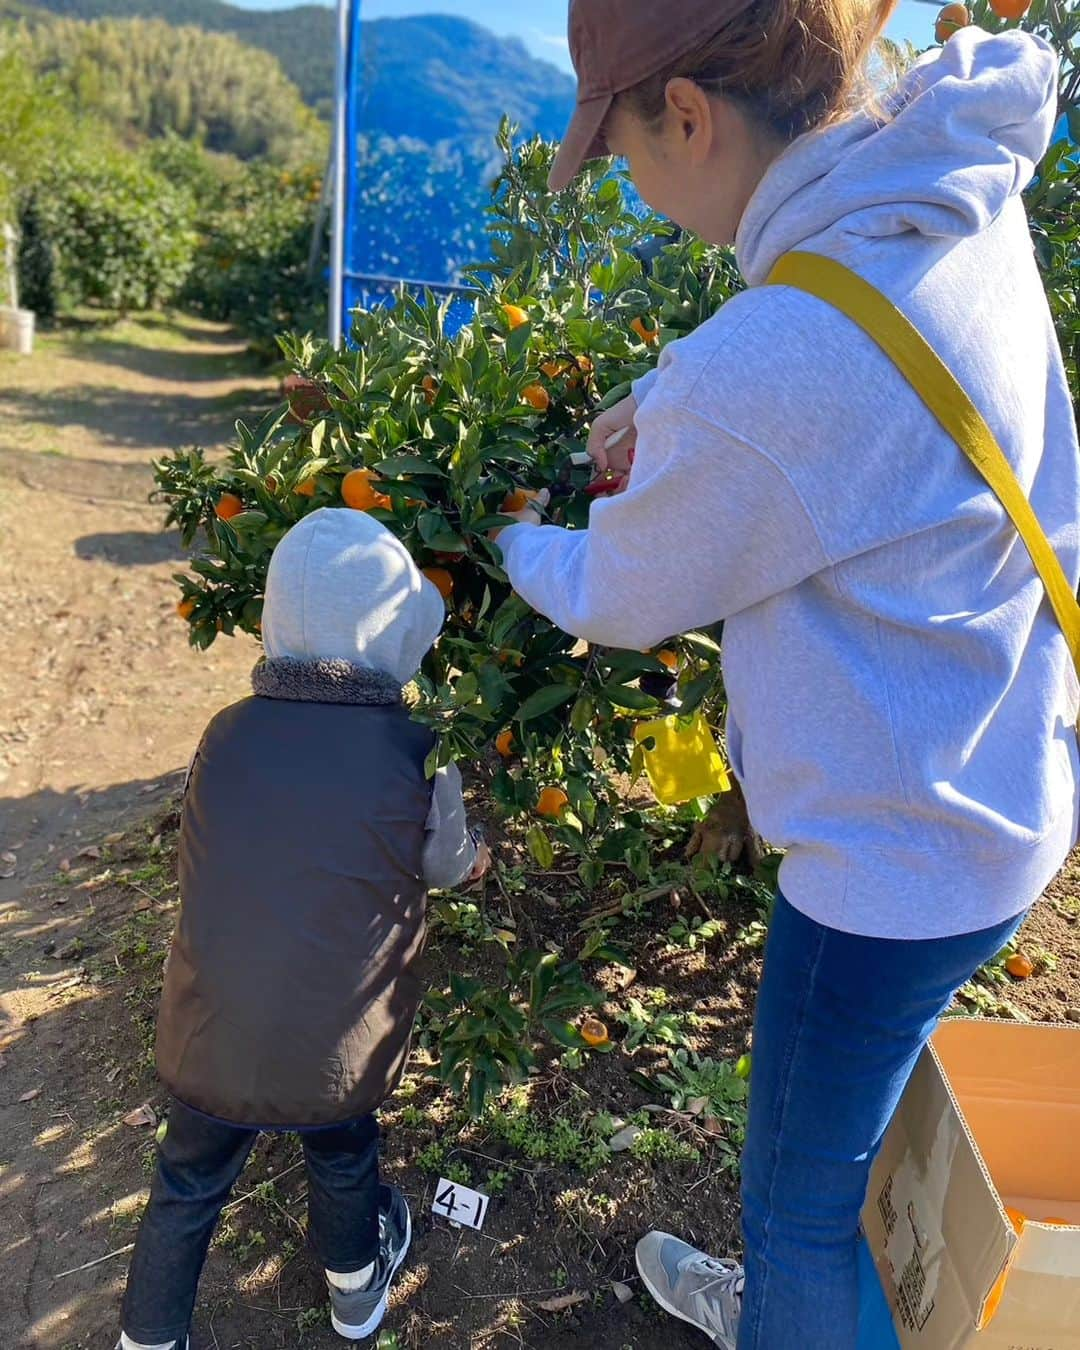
[122, 1100, 380, 1345]
[738, 895, 1024, 1350]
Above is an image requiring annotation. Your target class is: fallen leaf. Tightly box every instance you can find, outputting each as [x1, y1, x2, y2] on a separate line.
[608, 1125, 642, 1153]
[58, 860, 71, 874]
[1, 850, 17, 864]
[538, 1291, 588, 1314]
[105, 1066, 122, 1083]
[123, 1103, 157, 1129]
[103, 832, 125, 847]
[612, 1281, 634, 1305]
[0, 864, 15, 879]
[19, 1087, 42, 1103]
[140, 784, 160, 795]
[77, 845, 102, 861]
[703, 1116, 724, 1136]
[686, 1096, 710, 1117]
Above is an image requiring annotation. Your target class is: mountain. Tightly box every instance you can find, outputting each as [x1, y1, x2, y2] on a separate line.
[357, 15, 574, 145]
[3, 1, 577, 137]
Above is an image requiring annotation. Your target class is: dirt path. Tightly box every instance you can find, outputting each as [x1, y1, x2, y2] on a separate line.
[0, 314, 269, 890]
[0, 315, 272, 1348]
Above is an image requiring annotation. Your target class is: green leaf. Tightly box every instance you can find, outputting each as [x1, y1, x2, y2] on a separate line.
[526, 825, 555, 869]
[376, 454, 447, 478]
[605, 684, 660, 711]
[417, 511, 467, 552]
[515, 684, 577, 722]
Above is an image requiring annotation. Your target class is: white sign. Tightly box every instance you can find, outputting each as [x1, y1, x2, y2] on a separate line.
[433, 1178, 490, 1231]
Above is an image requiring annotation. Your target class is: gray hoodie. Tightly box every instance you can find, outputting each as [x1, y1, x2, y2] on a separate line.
[502, 31, 1080, 939]
[263, 507, 477, 888]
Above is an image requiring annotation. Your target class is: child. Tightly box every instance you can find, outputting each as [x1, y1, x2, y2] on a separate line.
[497, 2, 1080, 1347]
[118, 507, 489, 1350]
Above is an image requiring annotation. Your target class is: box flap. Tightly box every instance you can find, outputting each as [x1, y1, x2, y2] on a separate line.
[932, 1021, 1080, 1206]
[863, 1045, 1015, 1347]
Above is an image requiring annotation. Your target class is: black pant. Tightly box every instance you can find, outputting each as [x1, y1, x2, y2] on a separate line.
[122, 1100, 380, 1345]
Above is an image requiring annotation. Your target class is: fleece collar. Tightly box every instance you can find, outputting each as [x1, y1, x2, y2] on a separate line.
[252, 658, 402, 706]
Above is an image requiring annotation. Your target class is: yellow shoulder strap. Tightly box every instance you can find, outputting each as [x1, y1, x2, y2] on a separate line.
[767, 251, 1080, 677]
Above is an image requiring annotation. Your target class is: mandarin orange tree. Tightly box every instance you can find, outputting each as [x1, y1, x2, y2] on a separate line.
[154, 122, 742, 890]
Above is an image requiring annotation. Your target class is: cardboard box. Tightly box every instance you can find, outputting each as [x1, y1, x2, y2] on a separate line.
[863, 1020, 1080, 1349]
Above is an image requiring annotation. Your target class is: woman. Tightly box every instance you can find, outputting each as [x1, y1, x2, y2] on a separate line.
[497, 1, 1079, 1347]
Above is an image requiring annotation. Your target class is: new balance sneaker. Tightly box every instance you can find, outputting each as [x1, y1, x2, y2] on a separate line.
[635, 1231, 745, 1349]
[328, 1184, 412, 1341]
[115, 1338, 189, 1350]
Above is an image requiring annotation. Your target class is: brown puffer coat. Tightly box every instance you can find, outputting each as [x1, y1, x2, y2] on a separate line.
[155, 661, 435, 1128]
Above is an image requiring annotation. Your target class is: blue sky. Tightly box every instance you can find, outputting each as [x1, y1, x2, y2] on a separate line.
[229, 0, 941, 70]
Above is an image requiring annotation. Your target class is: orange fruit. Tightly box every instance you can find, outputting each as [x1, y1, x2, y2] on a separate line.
[342, 468, 390, 512]
[580, 1017, 610, 1047]
[422, 566, 454, 601]
[422, 374, 439, 405]
[540, 358, 567, 378]
[502, 488, 539, 513]
[495, 729, 515, 758]
[522, 384, 551, 413]
[1005, 952, 1035, 979]
[656, 648, 679, 673]
[631, 316, 660, 345]
[576, 354, 594, 374]
[935, 3, 971, 41]
[295, 478, 317, 497]
[989, 0, 1030, 17]
[214, 492, 244, 521]
[177, 598, 196, 620]
[497, 650, 524, 668]
[536, 786, 569, 818]
[502, 303, 529, 330]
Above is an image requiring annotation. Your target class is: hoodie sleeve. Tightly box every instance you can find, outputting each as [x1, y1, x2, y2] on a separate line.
[422, 762, 477, 890]
[499, 396, 830, 650]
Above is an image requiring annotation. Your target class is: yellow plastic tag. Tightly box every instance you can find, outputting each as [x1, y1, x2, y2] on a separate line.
[633, 713, 731, 806]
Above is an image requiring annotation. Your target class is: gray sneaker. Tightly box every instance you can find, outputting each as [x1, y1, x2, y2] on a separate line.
[635, 1231, 745, 1349]
[328, 1184, 412, 1341]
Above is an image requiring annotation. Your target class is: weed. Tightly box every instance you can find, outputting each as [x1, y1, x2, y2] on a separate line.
[485, 1168, 512, 1197]
[444, 1160, 472, 1186]
[629, 1128, 701, 1164]
[617, 996, 687, 1052]
[416, 1141, 448, 1174]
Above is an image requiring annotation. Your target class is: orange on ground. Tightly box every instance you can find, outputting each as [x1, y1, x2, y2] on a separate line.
[422, 566, 454, 601]
[214, 492, 244, 521]
[295, 478, 317, 497]
[580, 1017, 610, 1048]
[1005, 952, 1035, 979]
[989, 0, 1030, 17]
[495, 729, 515, 758]
[502, 488, 539, 513]
[536, 786, 569, 818]
[935, 3, 971, 41]
[177, 599, 196, 620]
[656, 648, 679, 672]
[502, 303, 529, 330]
[342, 468, 391, 511]
[522, 384, 551, 413]
[631, 316, 660, 345]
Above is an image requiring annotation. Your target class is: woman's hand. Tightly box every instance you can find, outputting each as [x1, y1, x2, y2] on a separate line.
[587, 395, 638, 476]
[490, 489, 550, 540]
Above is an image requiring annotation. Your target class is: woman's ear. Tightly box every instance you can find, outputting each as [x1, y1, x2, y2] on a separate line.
[664, 77, 715, 161]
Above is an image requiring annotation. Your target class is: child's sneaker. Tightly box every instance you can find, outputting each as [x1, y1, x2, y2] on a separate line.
[328, 1184, 412, 1341]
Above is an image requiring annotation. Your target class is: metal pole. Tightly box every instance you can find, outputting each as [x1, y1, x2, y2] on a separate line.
[329, 0, 351, 347]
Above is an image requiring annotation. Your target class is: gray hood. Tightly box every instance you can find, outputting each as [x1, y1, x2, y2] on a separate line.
[738, 28, 1059, 285]
[262, 507, 445, 683]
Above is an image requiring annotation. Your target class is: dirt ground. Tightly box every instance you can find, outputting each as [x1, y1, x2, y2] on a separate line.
[1, 313, 1078, 1350]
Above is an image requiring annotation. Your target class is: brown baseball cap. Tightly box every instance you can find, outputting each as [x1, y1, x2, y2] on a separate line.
[548, 0, 733, 192]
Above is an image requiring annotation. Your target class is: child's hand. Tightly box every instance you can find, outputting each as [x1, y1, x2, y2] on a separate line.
[468, 839, 493, 883]
[490, 489, 549, 540]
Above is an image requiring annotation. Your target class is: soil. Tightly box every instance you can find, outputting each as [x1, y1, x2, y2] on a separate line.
[1, 312, 1078, 1350]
